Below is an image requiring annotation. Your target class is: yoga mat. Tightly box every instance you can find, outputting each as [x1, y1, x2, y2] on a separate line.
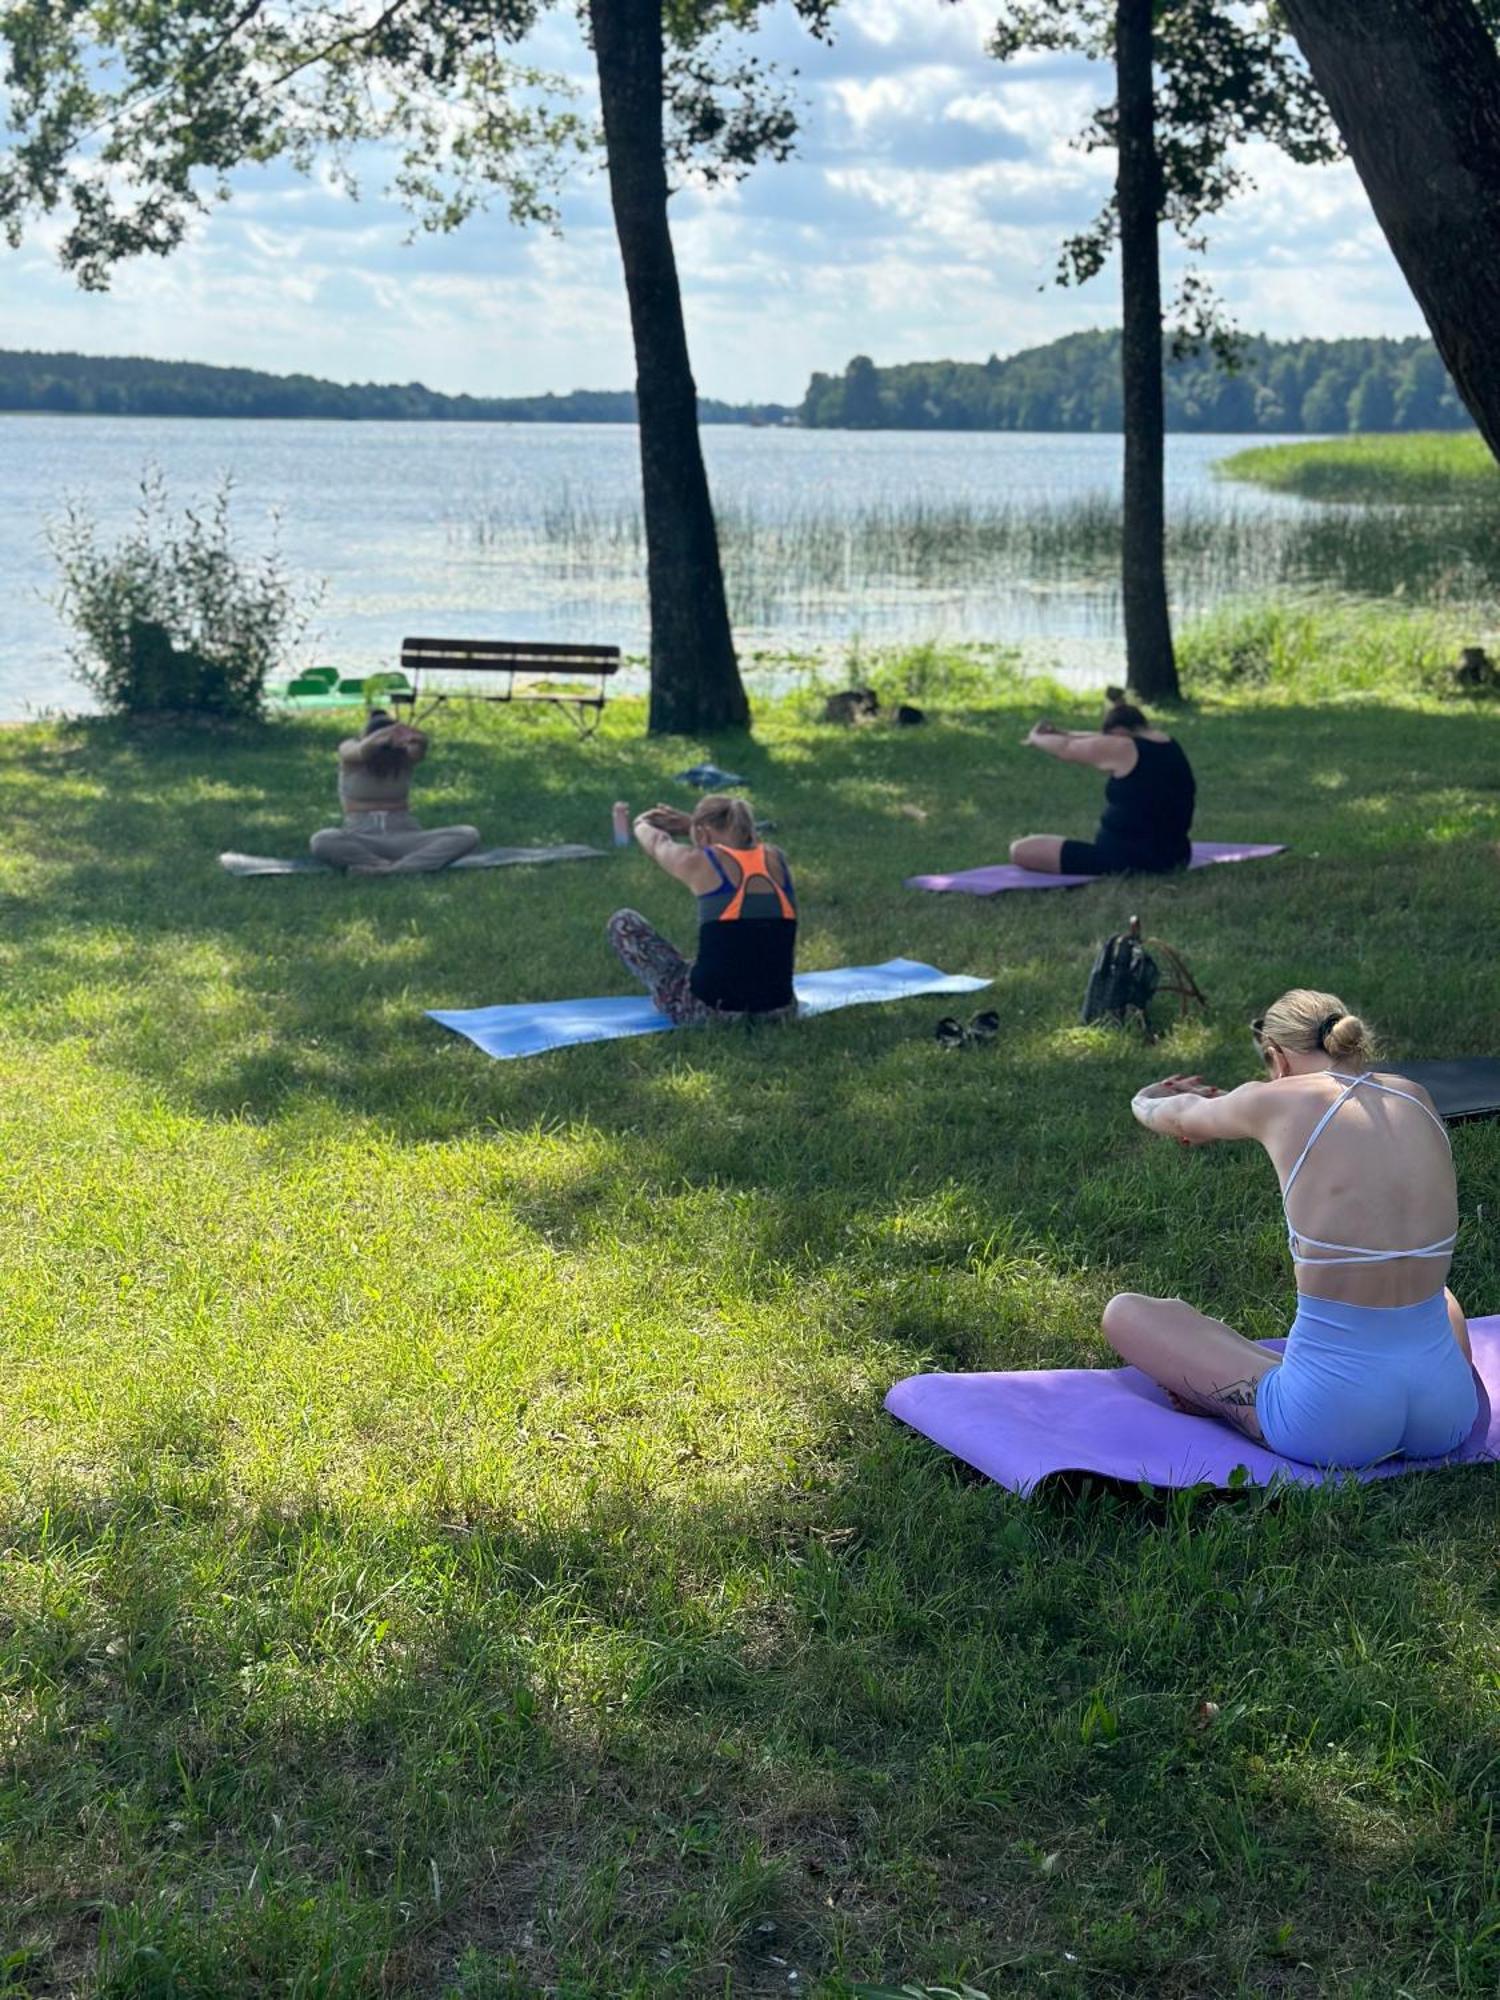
[887, 1318, 1500, 1494]
[429, 957, 991, 1061]
[907, 840, 1286, 895]
[1401, 1059, 1500, 1124]
[220, 844, 607, 877]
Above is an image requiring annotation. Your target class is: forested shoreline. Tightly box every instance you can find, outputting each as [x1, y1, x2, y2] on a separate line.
[800, 330, 1471, 433]
[0, 349, 790, 426]
[0, 329, 1473, 432]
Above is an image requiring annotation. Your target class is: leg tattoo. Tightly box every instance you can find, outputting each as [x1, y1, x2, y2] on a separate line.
[1170, 1375, 1265, 1440]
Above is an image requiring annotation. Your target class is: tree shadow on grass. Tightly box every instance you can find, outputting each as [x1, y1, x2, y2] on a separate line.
[6, 811, 1499, 1360]
[3, 703, 1497, 1342]
[2, 1376, 1498, 2000]
[4, 702, 1497, 1125]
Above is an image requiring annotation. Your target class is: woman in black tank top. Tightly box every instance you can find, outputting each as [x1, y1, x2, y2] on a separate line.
[605, 793, 798, 1026]
[1009, 695, 1195, 877]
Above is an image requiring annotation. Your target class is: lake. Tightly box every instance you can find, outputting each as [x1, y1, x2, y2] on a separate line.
[0, 417, 1370, 719]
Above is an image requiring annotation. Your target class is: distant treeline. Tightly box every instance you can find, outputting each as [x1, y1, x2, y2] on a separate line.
[799, 331, 1472, 434]
[0, 332, 1476, 434]
[0, 349, 792, 426]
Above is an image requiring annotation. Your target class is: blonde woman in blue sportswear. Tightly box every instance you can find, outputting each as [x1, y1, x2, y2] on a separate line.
[1102, 988, 1478, 1468]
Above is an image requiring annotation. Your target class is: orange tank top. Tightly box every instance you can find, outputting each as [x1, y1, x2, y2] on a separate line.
[696, 845, 797, 923]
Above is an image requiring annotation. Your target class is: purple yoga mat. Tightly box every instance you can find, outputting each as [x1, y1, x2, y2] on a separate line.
[886, 1318, 1500, 1493]
[906, 840, 1286, 895]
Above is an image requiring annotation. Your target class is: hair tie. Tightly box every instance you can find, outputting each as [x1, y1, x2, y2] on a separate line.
[1316, 1012, 1340, 1051]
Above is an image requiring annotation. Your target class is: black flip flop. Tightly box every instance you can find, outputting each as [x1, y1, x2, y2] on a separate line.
[967, 1010, 1000, 1044]
[934, 1016, 968, 1050]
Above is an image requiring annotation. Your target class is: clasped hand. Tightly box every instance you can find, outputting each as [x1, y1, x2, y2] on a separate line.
[640, 804, 691, 835]
[1139, 1073, 1223, 1100]
[368, 721, 422, 752]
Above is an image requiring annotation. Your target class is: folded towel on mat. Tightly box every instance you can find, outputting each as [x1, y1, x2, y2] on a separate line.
[429, 957, 991, 1060]
[887, 1319, 1499, 1493]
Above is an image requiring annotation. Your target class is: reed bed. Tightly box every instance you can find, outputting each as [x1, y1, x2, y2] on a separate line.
[1222, 431, 1497, 504]
[452, 487, 1500, 631]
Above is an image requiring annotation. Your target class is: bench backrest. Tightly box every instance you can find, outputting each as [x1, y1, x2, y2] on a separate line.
[400, 637, 621, 679]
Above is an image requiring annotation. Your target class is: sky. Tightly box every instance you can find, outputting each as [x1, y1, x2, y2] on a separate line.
[1, 0, 1423, 404]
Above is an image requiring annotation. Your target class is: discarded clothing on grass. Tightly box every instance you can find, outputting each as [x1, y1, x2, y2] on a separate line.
[886, 1319, 1499, 1494]
[906, 840, 1286, 896]
[220, 844, 608, 877]
[428, 956, 991, 1061]
[672, 764, 745, 789]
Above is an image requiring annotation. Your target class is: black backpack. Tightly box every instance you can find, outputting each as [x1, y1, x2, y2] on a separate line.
[1082, 915, 1206, 1033]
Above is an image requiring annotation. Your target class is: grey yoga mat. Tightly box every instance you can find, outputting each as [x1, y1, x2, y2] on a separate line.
[220, 844, 608, 877]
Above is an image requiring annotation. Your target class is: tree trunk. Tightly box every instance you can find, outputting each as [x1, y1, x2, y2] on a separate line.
[1115, 0, 1179, 703]
[1280, 0, 1500, 463]
[589, 0, 749, 736]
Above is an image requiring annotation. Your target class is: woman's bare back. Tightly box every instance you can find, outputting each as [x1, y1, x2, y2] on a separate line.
[1257, 1071, 1456, 1305]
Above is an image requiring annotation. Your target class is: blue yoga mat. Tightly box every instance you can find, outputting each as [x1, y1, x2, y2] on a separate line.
[429, 957, 992, 1061]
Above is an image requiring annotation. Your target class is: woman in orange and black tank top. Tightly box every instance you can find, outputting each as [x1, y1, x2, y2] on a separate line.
[606, 793, 798, 1024]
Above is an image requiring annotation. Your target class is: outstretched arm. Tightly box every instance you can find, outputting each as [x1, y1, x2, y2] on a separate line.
[632, 807, 709, 886]
[1023, 722, 1133, 770]
[1131, 1077, 1268, 1147]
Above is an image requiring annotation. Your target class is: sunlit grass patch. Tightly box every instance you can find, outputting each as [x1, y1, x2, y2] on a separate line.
[0, 656, 1497, 1995]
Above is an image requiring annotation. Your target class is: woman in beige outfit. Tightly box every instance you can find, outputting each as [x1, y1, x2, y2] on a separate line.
[310, 710, 480, 874]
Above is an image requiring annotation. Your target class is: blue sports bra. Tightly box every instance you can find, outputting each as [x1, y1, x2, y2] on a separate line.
[1282, 1071, 1456, 1268]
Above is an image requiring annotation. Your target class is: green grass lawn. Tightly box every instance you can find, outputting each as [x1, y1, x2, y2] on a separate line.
[2, 673, 1499, 1998]
[1220, 432, 1497, 505]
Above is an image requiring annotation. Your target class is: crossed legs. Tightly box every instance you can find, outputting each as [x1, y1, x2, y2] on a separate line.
[606, 910, 716, 1026]
[1101, 1292, 1280, 1442]
[1105, 1286, 1474, 1450]
[310, 824, 481, 873]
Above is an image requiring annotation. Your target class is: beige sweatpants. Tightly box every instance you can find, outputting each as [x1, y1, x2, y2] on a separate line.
[310, 811, 480, 873]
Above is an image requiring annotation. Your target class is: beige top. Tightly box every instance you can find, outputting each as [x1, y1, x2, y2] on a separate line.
[336, 725, 427, 813]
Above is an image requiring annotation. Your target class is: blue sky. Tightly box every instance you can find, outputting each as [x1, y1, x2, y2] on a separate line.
[3, 0, 1421, 401]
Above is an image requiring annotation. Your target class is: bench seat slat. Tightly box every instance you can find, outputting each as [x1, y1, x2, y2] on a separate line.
[402, 639, 619, 668]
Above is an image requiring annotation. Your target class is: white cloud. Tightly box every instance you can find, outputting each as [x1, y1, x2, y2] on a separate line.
[0, 0, 1428, 402]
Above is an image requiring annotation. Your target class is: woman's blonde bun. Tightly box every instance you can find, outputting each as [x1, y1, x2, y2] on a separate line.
[1259, 988, 1376, 1067]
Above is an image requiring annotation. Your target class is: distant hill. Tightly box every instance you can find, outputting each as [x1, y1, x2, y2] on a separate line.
[0, 349, 793, 426]
[799, 330, 1473, 434]
[0, 332, 1476, 434]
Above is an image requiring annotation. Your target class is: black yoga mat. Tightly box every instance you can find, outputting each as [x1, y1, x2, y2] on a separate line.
[1403, 1059, 1500, 1123]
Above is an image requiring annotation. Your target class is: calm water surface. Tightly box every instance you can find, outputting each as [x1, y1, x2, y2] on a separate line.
[0, 418, 1320, 718]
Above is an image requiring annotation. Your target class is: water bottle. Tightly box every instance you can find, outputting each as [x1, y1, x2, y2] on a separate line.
[612, 801, 632, 847]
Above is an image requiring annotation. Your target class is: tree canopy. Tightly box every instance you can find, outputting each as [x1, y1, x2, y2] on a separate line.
[988, 0, 1340, 353]
[0, 1, 832, 287]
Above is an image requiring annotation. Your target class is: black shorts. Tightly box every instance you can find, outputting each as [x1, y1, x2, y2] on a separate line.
[1058, 836, 1189, 877]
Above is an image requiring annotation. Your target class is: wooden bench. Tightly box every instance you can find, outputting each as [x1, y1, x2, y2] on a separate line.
[392, 638, 621, 735]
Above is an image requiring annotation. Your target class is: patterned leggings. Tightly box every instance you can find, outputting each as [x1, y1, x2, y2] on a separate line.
[606, 910, 719, 1025]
